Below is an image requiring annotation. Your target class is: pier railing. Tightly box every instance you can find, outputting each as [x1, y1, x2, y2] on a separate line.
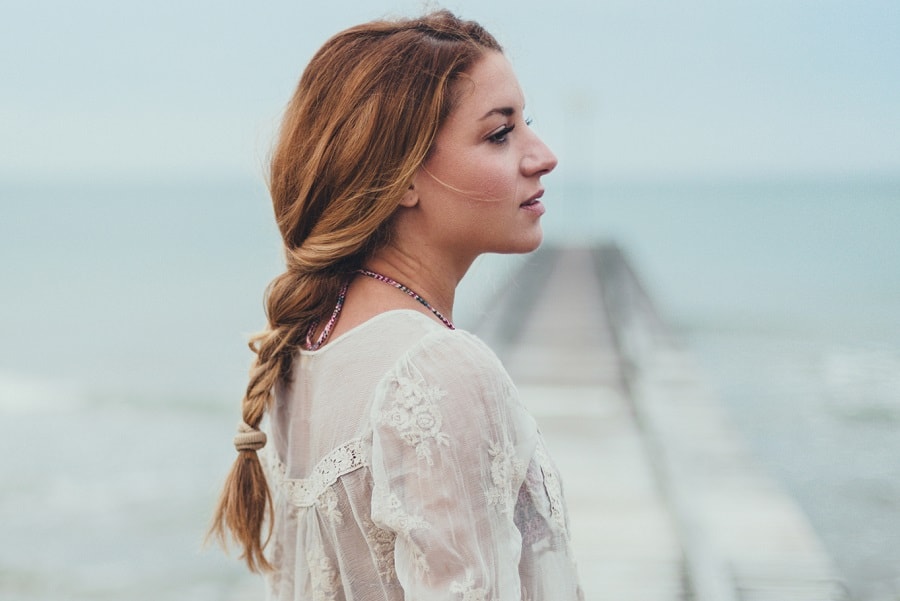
[593, 243, 851, 601]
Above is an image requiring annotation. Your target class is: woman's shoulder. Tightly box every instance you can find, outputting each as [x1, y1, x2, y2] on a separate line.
[371, 312, 534, 447]
[342, 309, 501, 365]
[406, 318, 503, 371]
[379, 314, 515, 405]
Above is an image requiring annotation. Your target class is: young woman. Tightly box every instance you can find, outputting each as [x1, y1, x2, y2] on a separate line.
[211, 10, 583, 600]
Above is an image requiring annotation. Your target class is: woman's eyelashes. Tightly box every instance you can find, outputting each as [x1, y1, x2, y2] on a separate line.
[486, 116, 534, 145]
[487, 124, 515, 144]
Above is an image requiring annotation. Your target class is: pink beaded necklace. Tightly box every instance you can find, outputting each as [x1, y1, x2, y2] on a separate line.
[305, 281, 349, 351]
[304, 269, 454, 351]
[357, 269, 455, 330]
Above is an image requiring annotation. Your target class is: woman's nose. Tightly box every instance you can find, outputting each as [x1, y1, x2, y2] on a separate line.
[522, 132, 558, 177]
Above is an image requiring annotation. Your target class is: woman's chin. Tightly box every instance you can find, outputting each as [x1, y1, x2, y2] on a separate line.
[494, 229, 544, 256]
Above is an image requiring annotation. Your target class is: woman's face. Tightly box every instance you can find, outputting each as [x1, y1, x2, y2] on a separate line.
[411, 51, 558, 259]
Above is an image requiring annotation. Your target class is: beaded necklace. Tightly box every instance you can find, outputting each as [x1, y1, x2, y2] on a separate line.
[304, 270, 454, 351]
[305, 281, 349, 351]
[356, 269, 456, 331]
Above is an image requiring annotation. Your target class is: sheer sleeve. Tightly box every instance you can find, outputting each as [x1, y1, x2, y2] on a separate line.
[370, 329, 538, 601]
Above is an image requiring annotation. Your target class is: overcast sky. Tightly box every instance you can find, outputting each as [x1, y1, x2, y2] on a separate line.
[1, 0, 898, 182]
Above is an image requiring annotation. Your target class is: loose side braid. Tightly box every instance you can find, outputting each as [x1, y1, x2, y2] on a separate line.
[208, 267, 348, 572]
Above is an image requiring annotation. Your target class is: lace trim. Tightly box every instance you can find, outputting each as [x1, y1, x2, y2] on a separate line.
[264, 438, 368, 508]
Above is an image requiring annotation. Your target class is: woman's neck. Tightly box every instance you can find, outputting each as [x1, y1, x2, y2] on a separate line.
[362, 244, 467, 323]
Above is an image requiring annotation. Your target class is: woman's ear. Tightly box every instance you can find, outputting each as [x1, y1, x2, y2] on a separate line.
[399, 183, 419, 208]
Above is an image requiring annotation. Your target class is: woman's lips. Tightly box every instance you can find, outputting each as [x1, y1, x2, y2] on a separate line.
[520, 190, 546, 215]
[519, 199, 545, 215]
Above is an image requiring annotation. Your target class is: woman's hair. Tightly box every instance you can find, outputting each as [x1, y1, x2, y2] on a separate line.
[209, 10, 501, 572]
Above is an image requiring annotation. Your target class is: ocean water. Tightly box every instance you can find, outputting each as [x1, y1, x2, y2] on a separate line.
[552, 178, 900, 601]
[1, 176, 898, 599]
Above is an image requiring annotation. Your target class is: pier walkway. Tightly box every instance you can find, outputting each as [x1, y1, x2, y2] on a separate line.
[476, 245, 849, 601]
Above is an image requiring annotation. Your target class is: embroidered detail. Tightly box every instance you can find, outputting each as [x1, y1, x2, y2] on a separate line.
[306, 550, 341, 601]
[382, 376, 450, 465]
[361, 512, 397, 580]
[263, 438, 367, 508]
[450, 574, 497, 601]
[382, 493, 431, 574]
[385, 493, 430, 534]
[486, 440, 525, 515]
[535, 439, 568, 536]
[317, 486, 343, 525]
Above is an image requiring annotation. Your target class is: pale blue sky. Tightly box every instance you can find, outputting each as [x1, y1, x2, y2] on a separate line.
[1, 0, 898, 181]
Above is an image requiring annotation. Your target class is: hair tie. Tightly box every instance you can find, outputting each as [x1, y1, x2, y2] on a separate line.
[234, 422, 267, 452]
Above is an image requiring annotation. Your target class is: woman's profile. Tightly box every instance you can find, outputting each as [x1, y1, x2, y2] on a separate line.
[211, 10, 583, 600]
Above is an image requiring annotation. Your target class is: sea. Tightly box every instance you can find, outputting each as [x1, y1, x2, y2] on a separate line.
[1, 175, 898, 600]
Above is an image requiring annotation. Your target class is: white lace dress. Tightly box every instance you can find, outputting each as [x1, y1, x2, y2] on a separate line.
[260, 310, 583, 601]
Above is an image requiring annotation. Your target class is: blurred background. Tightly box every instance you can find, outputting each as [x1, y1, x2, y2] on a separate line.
[1, 0, 898, 599]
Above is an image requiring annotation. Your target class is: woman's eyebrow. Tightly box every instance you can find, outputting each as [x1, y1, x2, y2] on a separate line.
[479, 106, 515, 120]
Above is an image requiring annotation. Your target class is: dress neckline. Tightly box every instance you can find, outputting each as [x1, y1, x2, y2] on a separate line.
[298, 309, 446, 356]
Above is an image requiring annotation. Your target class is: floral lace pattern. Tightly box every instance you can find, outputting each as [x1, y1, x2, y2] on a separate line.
[382, 493, 431, 574]
[361, 512, 397, 581]
[317, 486, 343, 525]
[263, 438, 367, 508]
[535, 439, 568, 537]
[450, 574, 498, 601]
[258, 319, 583, 600]
[486, 440, 525, 515]
[381, 376, 450, 466]
[306, 550, 341, 601]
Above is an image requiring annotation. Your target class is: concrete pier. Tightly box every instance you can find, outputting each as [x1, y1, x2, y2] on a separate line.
[476, 245, 850, 601]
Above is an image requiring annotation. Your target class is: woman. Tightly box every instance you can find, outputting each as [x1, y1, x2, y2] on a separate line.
[211, 10, 583, 600]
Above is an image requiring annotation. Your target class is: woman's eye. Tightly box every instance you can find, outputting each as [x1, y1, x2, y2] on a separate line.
[487, 124, 515, 144]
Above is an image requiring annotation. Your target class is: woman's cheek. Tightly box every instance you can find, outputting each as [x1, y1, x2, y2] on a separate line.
[467, 157, 516, 203]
